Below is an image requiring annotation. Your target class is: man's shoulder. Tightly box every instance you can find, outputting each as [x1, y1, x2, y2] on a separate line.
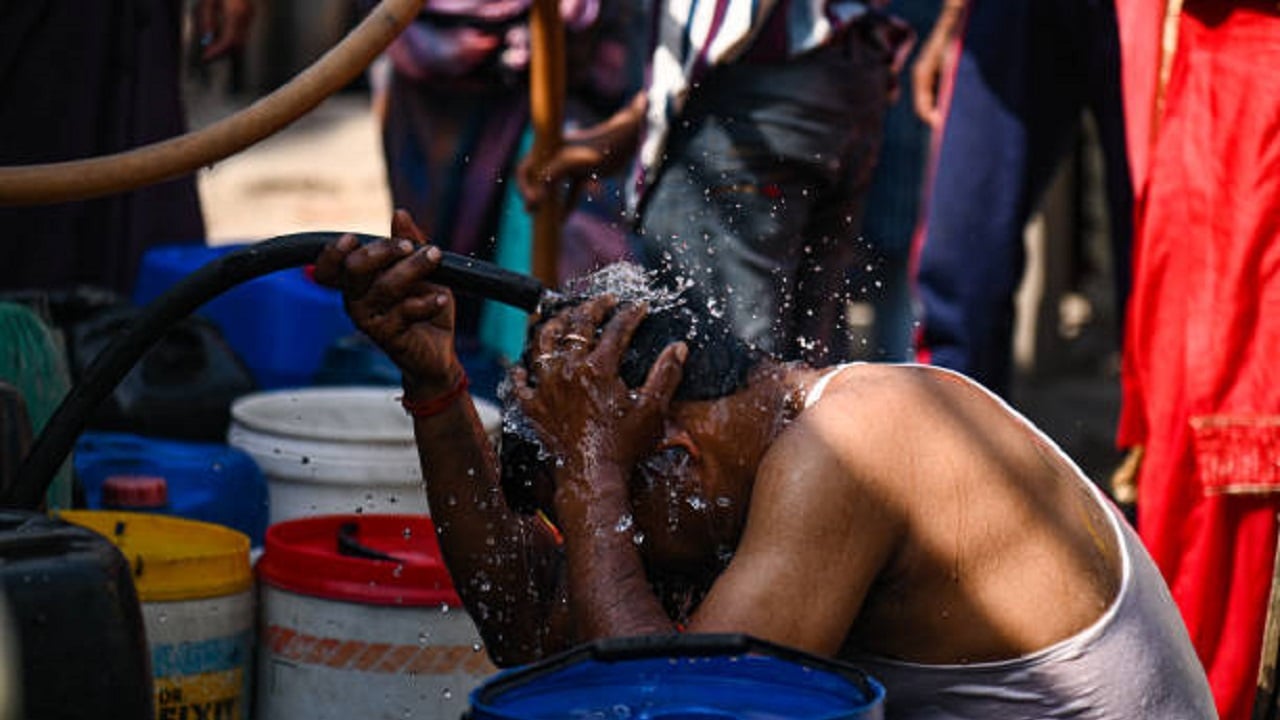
[801, 363, 953, 426]
[763, 364, 943, 497]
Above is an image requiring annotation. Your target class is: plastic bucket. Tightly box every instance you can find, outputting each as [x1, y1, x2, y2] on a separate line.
[74, 431, 269, 547]
[255, 514, 496, 720]
[0, 511, 152, 719]
[58, 511, 254, 720]
[469, 634, 886, 720]
[227, 387, 501, 524]
[134, 243, 355, 390]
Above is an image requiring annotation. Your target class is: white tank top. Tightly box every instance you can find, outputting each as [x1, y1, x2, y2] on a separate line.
[806, 364, 1218, 719]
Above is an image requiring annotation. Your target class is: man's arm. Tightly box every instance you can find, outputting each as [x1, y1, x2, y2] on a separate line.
[511, 297, 688, 639]
[912, 0, 967, 126]
[194, 0, 256, 62]
[515, 91, 647, 211]
[686, 404, 907, 656]
[315, 211, 569, 666]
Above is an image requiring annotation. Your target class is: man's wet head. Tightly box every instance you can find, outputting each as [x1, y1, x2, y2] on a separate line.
[499, 263, 764, 513]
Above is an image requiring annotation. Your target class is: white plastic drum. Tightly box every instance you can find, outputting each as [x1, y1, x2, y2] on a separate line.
[228, 387, 501, 524]
[255, 514, 497, 720]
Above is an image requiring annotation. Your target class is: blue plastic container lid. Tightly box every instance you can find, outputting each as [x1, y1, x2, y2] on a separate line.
[469, 635, 885, 720]
[74, 431, 268, 546]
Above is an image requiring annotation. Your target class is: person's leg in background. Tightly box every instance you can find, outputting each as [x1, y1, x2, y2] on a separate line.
[0, 0, 204, 296]
[912, 0, 1097, 396]
[1083, 0, 1133, 335]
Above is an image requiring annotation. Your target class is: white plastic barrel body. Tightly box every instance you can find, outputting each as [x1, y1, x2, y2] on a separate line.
[257, 586, 493, 720]
[228, 387, 500, 524]
[255, 514, 497, 720]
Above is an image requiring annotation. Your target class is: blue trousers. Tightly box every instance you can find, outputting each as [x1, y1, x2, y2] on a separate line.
[914, 0, 1132, 395]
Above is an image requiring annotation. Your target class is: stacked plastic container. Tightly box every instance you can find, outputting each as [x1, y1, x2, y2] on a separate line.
[225, 386, 503, 720]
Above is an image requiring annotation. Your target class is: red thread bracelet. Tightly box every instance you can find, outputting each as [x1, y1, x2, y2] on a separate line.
[400, 373, 470, 418]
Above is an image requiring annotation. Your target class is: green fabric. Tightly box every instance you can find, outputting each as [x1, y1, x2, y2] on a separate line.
[479, 127, 537, 364]
[0, 302, 73, 509]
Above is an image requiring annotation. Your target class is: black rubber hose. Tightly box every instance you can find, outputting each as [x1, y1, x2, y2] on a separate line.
[2, 231, 545, 509]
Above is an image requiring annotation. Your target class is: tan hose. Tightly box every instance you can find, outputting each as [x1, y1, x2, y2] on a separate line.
[0, 0, 425, 207]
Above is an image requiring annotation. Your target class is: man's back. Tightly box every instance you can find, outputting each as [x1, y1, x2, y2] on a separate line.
[788, 363, 1214, 717]
[848, 512, 1216, 718]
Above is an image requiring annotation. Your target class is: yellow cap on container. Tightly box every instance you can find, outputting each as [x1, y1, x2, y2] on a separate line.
[57, 510, 251, 602]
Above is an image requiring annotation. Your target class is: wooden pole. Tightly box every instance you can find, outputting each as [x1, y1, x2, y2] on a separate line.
[0, 0, 426, 207]
[528, 0, 567, 287]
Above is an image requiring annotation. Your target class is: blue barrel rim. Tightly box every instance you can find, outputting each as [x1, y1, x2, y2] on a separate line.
[469, 633, 885, 718]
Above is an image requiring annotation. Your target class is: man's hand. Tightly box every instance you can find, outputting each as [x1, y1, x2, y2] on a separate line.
[194, 0, 255, 62]
[911, 0, 966, 127]
[313, 209, 465, 397]
[516, 91, 646, 211]
[513, 296, 687, 642]
[511, 297, 686, 477]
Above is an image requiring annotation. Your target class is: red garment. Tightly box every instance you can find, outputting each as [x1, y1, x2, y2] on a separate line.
[1118, 3, 1280, 719]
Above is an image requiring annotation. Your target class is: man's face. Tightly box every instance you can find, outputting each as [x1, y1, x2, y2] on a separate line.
[627, 387, 778, 576]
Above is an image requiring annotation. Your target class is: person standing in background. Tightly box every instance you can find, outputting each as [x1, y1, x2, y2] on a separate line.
[909, 0, 1133, 397]
[358, 0, 637, 380]
[0, 0, 256, 296]
[520, 0, 909, 366]
[1116, 3, 1280, 718]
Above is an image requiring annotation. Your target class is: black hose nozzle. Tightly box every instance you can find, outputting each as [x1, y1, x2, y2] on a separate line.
[335, 233, 546, 313]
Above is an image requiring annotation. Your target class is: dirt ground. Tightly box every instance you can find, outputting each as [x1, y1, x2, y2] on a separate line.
[188, 82, 391, 246]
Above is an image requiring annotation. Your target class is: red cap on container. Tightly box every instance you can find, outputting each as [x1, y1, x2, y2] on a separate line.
[257, 514, 463, 607]
[102, 475, 169, 509]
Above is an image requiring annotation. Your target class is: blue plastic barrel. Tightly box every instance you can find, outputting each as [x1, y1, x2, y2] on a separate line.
[468, 634, 885, 720]
[74, 431, 269, 546]
[133, 243, 354, 389]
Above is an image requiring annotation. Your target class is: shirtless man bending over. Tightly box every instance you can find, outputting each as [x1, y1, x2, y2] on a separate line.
[315, 212, 1215, 719]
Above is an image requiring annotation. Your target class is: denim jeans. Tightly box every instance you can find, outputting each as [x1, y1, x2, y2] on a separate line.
[914, 0, 1132, 396]
[636, 25, 890, 365]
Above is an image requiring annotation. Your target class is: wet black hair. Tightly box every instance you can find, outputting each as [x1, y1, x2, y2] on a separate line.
[498, 264, 763, 513]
